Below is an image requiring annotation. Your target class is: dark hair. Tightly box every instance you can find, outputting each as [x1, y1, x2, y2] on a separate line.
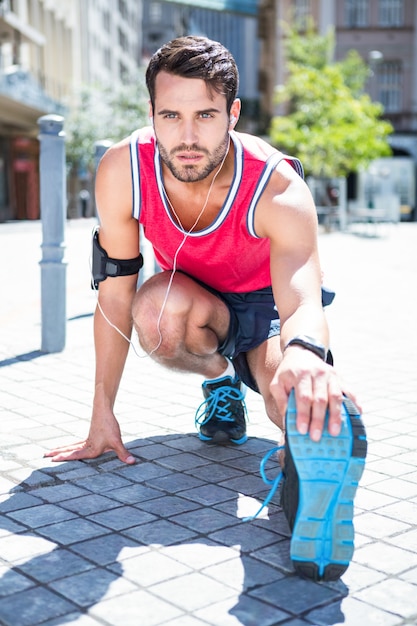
[146, 36, 239, 114]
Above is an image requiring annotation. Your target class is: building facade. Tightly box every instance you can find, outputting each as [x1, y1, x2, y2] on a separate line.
[77, 0, 142, 88]
[260, 0, 417, 161]
[1, 0, 415, 221]
[142, 0, 259, 130]
[0, 0, 143, 221]
[0, 0, 72, 221]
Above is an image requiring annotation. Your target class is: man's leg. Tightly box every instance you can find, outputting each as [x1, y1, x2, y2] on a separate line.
[132, 271, 230, 376]
[132, 271, 247, 444]
[246, 335, 284, 430]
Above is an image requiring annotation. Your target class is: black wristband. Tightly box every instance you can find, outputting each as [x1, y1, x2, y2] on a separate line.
[284, 335, 327, 361]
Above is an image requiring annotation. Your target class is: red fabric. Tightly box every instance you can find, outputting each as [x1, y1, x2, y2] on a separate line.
[133, 128, 295, 293]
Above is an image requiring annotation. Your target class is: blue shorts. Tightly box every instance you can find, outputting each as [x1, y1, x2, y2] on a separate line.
[213, 286, 335, 393]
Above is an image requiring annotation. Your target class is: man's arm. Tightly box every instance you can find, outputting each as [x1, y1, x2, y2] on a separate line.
[255, 161, 354, 440]
[45, 140, 140, 463]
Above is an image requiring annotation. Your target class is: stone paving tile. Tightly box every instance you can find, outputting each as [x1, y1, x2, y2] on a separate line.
[161, 540, 239, 570]
[202, 553, 285, 590]
[307, 596, 402, 626]
[194, 595, 292, 625]
[122, 518, 199, 546]
[248, 575, 344, 615]
[107, 549, 193, 586]
[0, 565, 35, 596]
[151, 571, 237, 612]
[354, 578, 417, 621]
[59, 493, 123, 516]
[49, 567, 138, 609]
[35, 518, 111, 546]
[6, 502, 77, 529]
[135, 493, 201, 517]
[89, 588, 183, 625]
[20, 548, 96, 586]
[179, 483, 238, 506]
[69, 534, 145, 567]
[0, 586, 76, 626]
[1, 221, 417, 625]
[0, 531, 56, 564]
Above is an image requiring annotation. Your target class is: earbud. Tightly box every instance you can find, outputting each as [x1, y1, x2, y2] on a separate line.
[230, 116, 236, 124]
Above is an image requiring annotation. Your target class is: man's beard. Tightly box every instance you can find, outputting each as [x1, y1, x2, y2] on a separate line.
[157, 132, 230, 183]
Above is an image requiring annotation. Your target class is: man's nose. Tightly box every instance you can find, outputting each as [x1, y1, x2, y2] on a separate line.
[180, 120, 199, 146]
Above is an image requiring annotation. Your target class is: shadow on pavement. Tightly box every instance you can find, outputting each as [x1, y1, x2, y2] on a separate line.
[0, 350, 47, 368]
[0, 434, 348, 626]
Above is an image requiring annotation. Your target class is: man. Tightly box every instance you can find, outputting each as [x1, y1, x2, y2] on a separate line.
[46, 36, 366, 580]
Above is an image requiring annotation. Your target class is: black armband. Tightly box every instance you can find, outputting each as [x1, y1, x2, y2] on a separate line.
[91, 226, 143, 289]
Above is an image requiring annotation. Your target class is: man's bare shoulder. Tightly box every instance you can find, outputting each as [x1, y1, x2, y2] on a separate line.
[234, 131, 278, 159]
[254, 158, 316, 241]
[95, 138, 134, 224]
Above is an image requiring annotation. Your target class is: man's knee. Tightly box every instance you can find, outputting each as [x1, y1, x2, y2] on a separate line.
[132, 272, 191, 356]
[132, 272, 194, 320]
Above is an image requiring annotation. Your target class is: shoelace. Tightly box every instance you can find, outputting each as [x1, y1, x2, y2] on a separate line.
[195, 386, 246, 426]
[242, 445, 284, 522]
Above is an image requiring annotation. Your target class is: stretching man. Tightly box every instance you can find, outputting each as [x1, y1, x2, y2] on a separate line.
[46, 36, 366, 580]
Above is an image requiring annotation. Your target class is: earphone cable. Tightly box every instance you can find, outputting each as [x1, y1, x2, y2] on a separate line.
[91, 134, 231, 359]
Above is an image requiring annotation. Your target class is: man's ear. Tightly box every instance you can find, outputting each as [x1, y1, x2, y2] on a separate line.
[229, 98, 241, 128]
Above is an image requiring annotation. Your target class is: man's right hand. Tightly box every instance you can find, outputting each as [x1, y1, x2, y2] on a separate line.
[44, 410, 136, 464]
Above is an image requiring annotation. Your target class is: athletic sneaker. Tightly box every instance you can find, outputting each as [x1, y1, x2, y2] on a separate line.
[280, 390, 367, 581]
[195, 374, 248, 445]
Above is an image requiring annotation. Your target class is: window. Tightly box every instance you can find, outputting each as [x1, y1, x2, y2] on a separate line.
[379, 0, 404, 27]
[103, 46, 111, 69]
[149, 2, 162, 23]
[294, 0, 311, 29]
[118, 0, 128, 20]
[118, 27, 128, 52]
[345, 0, 369, 27]
[119, 61, 128, 83]
[378, 61, 402, 112]
[103, 10, 111, 33]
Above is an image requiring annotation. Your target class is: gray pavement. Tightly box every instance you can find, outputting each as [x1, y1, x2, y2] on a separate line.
[1, 217, 417, 626]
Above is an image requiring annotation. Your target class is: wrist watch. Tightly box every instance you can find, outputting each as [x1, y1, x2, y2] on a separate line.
[284, 335, 327, 361]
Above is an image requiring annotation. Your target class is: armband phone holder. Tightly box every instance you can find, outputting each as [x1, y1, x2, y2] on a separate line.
[91, 226, 143, 289]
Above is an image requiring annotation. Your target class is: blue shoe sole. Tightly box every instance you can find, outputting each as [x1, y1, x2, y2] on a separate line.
[286, 391, 367, 581]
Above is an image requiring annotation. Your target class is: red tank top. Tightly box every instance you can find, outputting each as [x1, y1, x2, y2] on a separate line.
[130, 127, 303, 293]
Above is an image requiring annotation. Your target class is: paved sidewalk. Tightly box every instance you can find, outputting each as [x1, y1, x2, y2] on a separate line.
[1, 218, 417, 626]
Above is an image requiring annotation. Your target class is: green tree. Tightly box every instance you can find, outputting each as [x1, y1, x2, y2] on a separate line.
[65, 70, 149, 173]
[269, 26, 393, 178]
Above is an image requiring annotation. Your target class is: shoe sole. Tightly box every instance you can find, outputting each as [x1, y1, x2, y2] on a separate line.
[286, 392, 367, 581]
[198, 431, 248, 445]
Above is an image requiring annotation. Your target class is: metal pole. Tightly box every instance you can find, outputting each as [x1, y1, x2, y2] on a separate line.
[38, 114, 67, 353]
[338, 176, 347, 232]
[94, 139, 113, 172]
[93, 140, 112, 218]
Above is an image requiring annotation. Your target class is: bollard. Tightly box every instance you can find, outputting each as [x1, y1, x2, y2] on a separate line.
[93, 140, 113, 218]
[94, 139, 113, 173]
[38, 114, 67, 353]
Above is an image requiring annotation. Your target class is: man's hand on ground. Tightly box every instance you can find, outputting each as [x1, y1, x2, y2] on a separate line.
[44, 411, 136, 464]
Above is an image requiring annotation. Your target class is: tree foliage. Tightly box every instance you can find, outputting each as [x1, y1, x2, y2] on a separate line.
[269, 25, 393, 178]
[65, 70, 149, 173]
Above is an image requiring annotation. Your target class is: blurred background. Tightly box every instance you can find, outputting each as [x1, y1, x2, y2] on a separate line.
[0, 0, 415, 226]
